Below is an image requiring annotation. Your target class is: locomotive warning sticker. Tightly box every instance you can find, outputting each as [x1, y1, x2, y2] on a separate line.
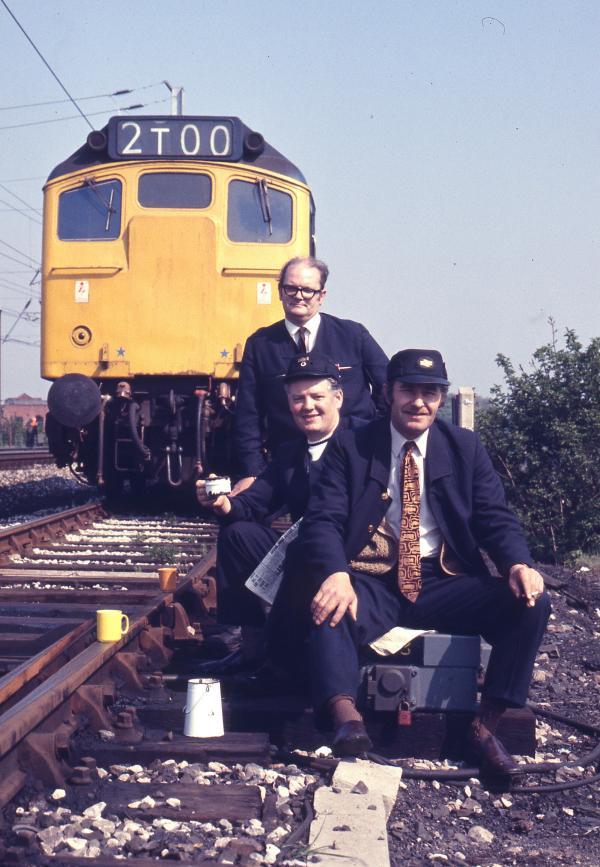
[257, 282, 271, 304]
[74, 280, 89, 303]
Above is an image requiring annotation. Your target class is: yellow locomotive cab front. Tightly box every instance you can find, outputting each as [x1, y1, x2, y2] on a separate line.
[41, 116, 314, 493]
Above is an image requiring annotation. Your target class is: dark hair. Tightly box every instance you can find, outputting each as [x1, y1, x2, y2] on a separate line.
[279, 256, 329, 290]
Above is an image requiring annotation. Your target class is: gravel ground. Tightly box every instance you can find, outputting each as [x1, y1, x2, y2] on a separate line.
[0, 465, 98, 526]
[386, 565, 600, 866]
[5, 758, 323, 865]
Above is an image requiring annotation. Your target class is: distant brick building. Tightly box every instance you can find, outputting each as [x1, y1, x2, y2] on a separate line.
[1, 394, 47, 446]
[2, 393, 47, 423]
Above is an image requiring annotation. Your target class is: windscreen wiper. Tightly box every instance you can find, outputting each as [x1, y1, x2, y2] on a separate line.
[258, 178, 273, 236]
[83, 177, 116, 233]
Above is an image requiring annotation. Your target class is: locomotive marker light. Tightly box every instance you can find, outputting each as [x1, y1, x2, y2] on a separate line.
[243, 131, 265, 158]
[86, 130, 107, 152]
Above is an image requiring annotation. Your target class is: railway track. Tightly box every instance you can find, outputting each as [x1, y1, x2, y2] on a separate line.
[0, 504, 345, 867]
[0, 505, 282, 863]
[0, 503, 221, 797]
[0, 448, 54, 469]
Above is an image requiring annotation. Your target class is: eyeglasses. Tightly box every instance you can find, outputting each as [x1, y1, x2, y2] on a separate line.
[280, 284, 323, 300]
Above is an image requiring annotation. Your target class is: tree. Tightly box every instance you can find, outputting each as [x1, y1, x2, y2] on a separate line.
[477, 328, 600, 563]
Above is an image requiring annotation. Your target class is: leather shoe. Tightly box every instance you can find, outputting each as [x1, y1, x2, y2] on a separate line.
[466, 730, 518, 775]
[332, 720, 373, 758]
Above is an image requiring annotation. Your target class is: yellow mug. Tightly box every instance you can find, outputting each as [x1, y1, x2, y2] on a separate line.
[96, 609, 129, 642]
[157, 567, 178, 592]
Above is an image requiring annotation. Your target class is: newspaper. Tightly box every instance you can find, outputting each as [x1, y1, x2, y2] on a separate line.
[245, 518, 302, 605]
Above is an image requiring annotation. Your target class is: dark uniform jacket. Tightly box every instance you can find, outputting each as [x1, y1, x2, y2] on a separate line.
[224, 436, 332, 526]
[297, 416, 534, 582]
[234, 313, 388, 476]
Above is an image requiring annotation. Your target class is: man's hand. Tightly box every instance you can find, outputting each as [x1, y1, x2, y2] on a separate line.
[230, 476, 256, 497]
[195, 480, 232, 515]
[508, 564, 545, 607]
[311, 572, 358, 627]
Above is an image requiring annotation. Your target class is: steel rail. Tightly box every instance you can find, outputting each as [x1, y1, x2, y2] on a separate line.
[0, 501, 105, 559]
[0, 544, 216, 785]
[0, 447, 54, 468]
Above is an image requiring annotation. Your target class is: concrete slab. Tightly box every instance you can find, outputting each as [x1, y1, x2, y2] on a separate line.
[309, 785, 389, 867]
[332, 758, 403, 818]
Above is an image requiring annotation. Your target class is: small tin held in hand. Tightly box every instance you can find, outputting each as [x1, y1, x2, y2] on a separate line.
[204, 476, 231, 498]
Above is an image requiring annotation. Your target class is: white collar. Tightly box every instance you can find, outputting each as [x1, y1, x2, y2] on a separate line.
[390, 421, 430, 460]
[284, 312, 321, 338]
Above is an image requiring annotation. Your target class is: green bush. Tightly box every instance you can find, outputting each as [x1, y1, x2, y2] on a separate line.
[477, 328, 600, 563]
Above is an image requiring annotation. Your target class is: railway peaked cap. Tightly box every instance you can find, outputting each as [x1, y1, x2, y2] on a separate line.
[387, 349, 450, 385]
[284, 352, 341, 383]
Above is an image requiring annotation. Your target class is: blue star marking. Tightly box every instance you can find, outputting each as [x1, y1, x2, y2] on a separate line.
[220, 348, 229, 358]
[117, 347, 126, 357]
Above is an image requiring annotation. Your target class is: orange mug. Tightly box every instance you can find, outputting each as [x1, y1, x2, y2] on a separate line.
[158, 567, 178, 591]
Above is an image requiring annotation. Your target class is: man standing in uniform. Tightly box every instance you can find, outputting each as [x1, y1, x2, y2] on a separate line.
[233, 256, 388, 492]
[198, 353, 343, 673]
[296, 348, 550, 772]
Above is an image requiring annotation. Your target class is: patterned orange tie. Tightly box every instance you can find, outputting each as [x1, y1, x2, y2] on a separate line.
[398, 441, 421, 602]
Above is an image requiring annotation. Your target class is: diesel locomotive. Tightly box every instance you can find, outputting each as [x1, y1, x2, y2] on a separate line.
[41, 115, 314, 494]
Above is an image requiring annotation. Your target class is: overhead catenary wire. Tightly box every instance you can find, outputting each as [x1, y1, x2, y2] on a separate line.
[1, 0, 94, 130]
[0, 82, 165, 112]
[0, 97, 169, 131]
[0, 279, 41, 297]
[0, 239, 41, 267]
[0, 183, 42, 216]
[0, 249, 41, 270]
[0, 197, 42, 225]
[0, 305, 39, 320]
[0, 176, 45, 183]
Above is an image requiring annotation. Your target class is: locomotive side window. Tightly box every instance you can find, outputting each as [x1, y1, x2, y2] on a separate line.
[227, 179, 292, 243]
[138, 172, 212, 208]
[58, 179, 122, 240]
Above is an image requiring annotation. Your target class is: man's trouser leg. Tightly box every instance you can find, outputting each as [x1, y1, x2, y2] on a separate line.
[268, 547, 317, 681]
[216, 521, 278, 627]
[403, 568, 551, 707]
[309, 568, 551, 712]
[309, 572, 404, 711]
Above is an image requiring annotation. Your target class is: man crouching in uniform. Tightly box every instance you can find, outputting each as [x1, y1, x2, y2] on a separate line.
[197, 352, 343, 673]
[295, 348, 550, 773]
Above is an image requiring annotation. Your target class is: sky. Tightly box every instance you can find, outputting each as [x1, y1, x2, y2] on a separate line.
[1, 0, 599, 400]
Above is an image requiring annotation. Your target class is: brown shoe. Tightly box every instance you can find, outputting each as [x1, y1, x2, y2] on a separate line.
[467, 730, 518, 775]
[332, 720, 373, 757]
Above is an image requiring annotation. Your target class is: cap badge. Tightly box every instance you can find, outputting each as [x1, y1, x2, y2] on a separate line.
[418, 357, 434, 369]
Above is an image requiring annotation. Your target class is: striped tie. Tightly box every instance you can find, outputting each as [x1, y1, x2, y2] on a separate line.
[397, 442, 421, 602]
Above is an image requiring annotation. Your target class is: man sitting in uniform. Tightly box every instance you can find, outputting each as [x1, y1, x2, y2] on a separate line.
[232, 256, 388, 493]
[197, 352, 343, 673]
[295, 348, 550, 773]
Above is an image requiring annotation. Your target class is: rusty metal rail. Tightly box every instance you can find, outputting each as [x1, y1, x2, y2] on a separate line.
[0, 447, 54, 469]
[0, 501, 106, 560]
[0, 504, 220, 808]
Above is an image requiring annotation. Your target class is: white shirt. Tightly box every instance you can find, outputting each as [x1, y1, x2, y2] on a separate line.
[284, 312, 322, 352]
[307, 437, 330, 462]
[386, 422, 442, 558]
